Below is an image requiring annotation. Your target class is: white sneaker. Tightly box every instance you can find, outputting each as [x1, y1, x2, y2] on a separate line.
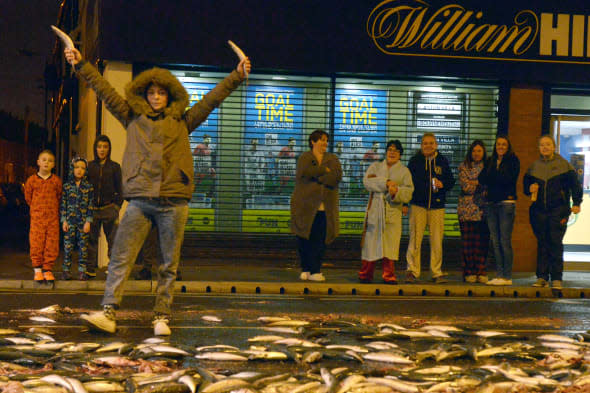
[502, 279, 513, 286]
[299, 272, 310, 281]
[486, 278, 504, 286]
[477, 275, 488, 283]
[81, 307, 116, 334]
[464, 275, 477, 283]
[308, 273, 325, 282]
[153, 315, 171, 336]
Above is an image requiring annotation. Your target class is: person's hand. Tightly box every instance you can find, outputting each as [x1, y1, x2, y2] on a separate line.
[325, 167, 331, 173]
[434, 178, 443, 189]
[402, 205, 409, 216]
[237, 57, 251, 79]
[529, 183, 539, 194]
[83, 222, 91, 233]
[388, 184, 398, 196]
[386, 180, 397, 188]
[572, 205, 581, 214]
[64, 48, 82, 66]
[62, 222, 69, 232]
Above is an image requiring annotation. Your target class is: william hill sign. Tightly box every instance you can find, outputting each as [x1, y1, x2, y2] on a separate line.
[99, 0, 590, 83]
[367, 0, 590, 64]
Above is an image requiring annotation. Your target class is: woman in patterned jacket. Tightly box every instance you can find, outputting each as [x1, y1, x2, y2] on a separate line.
[458, 140, 489, 284]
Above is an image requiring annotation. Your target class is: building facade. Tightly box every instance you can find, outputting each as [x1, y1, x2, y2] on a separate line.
[73, 0, 590, 270]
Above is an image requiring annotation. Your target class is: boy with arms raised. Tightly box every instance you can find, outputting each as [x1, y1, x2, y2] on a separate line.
[64, 46, 251, 335]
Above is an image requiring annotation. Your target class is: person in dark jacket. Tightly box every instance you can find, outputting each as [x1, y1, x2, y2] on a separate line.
[524, 135, 582, 289]
[60, 157, 94, 280]
[405, 133, 455, 284]
[87, 135, 122, 277]
[65, 45, 250, 336]
[478, 135, 520, 286]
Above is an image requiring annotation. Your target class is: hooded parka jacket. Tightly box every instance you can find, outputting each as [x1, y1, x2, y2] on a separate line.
[75, 61, 243, 200]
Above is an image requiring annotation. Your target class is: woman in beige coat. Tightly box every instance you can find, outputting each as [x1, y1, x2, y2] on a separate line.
[290, 130, 342, 281]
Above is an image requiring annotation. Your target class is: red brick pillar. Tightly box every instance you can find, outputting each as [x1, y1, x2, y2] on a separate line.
[508, 85, 542, 272]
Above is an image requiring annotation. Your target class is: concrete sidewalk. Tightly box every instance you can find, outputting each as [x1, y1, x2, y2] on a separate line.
[2, 246, 590, 299]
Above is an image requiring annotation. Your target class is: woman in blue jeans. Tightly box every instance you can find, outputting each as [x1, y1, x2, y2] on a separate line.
[478, 135, 520, 286]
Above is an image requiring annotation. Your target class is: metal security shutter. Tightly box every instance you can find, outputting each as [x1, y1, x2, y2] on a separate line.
[334, 78, 499, 237]
[165, 68, 498, 237]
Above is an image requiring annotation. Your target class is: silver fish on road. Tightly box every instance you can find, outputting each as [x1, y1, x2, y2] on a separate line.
[195, 352, 248, 361]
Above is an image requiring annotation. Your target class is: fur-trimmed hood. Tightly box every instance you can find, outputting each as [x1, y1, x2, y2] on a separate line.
[124, 67, 189, 119]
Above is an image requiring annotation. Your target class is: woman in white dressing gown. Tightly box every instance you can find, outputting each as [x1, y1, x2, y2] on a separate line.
[359, 140, 414, 284]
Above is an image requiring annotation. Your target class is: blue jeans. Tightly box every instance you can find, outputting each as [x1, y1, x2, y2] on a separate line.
[486, 202, 515, 279]
[102, 198, 188, 315]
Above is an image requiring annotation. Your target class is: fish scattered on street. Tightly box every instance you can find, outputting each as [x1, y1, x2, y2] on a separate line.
[1, 310, 590, 393]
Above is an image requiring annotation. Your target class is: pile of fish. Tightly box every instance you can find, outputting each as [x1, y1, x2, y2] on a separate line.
[1, 307, 590, 392]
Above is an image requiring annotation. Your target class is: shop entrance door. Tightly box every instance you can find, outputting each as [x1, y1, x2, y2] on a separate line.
[551, 115, 590, 267]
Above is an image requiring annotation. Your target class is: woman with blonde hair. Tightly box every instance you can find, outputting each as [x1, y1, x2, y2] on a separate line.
[524, 135, 582, 289]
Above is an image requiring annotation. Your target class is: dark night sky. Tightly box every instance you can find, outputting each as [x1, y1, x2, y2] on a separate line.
[0, 0, 58, 126]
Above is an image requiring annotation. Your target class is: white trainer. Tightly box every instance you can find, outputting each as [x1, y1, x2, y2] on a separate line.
[81, 308, 116, 334]
[486, 278, 503, 286]
[153, 315, 171, 336]
[308, 273, 325, 282]
[299, 272, 310, 281]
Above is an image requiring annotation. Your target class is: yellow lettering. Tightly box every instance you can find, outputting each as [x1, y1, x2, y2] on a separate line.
[369, 111, 377, 125]
[270, 107, 284, 121]
[540, 13, 569, 56]
[360, 99, 369, 111]
[284, 105, 293, 122]
[392, 7, 428, 48]
[442, 11, 474, 49]
[452, 23, 475, 49]
[572, 15, 584, 57]
[265, 93, 276, 106]
[255, 93, 265, 121]
[340, 97, 349, 124]
[354, 111, 367, 124]
[430, 9, 463, 49]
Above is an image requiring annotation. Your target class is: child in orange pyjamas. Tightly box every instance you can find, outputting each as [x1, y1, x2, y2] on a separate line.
[24, 150, 62, 283]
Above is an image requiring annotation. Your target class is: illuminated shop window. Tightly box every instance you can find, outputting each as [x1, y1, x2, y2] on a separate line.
[551, 92, 590, 262]
[166, 68, 498, 235]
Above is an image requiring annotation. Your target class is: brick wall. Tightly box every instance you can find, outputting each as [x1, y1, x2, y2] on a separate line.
[509, 86, 543, 272]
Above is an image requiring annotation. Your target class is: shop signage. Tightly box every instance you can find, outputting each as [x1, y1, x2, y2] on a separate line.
[368, 0, 590, 64]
